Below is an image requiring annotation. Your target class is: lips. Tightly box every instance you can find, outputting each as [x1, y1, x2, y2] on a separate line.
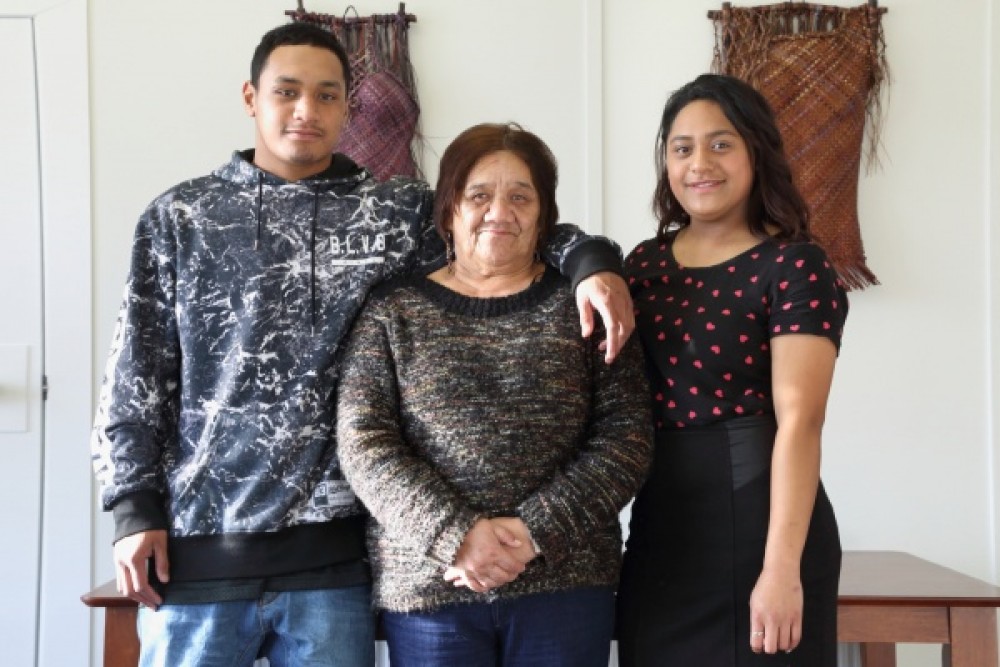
[687, 179, 724, 189]
[476, 225, 519, 235]
[284, 127, 323, 139]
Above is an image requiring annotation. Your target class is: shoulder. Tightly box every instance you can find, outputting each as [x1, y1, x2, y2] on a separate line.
[365, 274, 423, 307]
[362, 175, 432, 203]
[146, 172, 230, 213]
[754, 240, 837, 280]
[625, 236, 666, 265]
[131, 175, 221, 238]
[624, 236, 671, 283]
[772, 240, 833, 266]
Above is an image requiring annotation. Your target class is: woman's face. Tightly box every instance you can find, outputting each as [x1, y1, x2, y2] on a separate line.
[665, 99, 754, 229]
[449, 150, 542, 273]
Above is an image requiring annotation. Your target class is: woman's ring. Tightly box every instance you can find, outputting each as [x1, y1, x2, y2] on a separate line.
[751, 631, 764, 637]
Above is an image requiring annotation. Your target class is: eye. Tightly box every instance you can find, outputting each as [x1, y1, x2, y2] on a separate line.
[712, 140, 732, 151]
[672, 145, 691, 156]
[274, 88, 297, 98]
[468, 192, 490, 203]
[319, 92, 341, 103]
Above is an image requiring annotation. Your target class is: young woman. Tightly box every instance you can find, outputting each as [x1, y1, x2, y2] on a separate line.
[616, 74, 847, 666]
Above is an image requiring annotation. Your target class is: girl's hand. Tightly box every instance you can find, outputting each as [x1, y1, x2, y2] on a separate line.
[749, 566, 803, 654]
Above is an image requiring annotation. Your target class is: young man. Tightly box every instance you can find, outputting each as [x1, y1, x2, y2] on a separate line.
[91, 22, 631, 667]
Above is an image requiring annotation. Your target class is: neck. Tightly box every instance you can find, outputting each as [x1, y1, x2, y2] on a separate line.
[252, 153, 333, 183]
[673, 222, 764, 268]
[431, 260, 545, 298]
[682, 217, 758, 243]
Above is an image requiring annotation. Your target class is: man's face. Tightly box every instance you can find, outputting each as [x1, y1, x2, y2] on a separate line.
[243, 44, 348, 181]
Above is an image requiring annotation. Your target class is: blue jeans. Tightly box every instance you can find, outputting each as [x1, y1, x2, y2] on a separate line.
[136, 585, 375, 667]
[382, 586, 615, 667]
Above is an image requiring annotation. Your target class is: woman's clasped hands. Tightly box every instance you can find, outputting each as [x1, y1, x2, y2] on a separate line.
[444, 517, 539, 593]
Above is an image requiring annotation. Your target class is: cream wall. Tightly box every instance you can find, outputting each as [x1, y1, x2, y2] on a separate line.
[89, 1, 997, 666]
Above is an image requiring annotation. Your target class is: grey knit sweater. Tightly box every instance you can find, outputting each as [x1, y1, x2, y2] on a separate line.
[336, 266, 653, 613]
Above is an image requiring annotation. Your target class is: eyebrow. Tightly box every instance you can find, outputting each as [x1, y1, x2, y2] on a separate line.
[669, 129, 738, 143]
[466, 181, 536, 191]
[273, 75, 343, 90]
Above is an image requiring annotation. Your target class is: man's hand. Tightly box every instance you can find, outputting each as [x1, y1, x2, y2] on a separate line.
[114, 529, 169, 609]
[443, 519, 526, 593]
[575, 271, 635, 364]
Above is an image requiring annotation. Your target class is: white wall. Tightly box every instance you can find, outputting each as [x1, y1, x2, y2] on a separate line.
[992, 0, 1000, 592]
[87, 1, 997, 666]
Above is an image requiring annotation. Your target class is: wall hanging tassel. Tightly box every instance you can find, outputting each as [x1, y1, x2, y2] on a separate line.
[285, 4, 422, 182]
[707, 2, 890, 290]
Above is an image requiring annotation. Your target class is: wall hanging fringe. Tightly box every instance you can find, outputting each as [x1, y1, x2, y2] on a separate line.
[286, 3, 422, 181]
[708, 2, 889, 291]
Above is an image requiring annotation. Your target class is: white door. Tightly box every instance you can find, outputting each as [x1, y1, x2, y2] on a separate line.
[0, 16, 44, 667]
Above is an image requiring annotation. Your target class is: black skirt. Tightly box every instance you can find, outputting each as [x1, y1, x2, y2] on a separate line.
[616, 414, 840, 667]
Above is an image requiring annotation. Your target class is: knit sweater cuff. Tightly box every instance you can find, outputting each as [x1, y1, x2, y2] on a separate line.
[426, 509, 482, 566]
[518, 502, 568, 566]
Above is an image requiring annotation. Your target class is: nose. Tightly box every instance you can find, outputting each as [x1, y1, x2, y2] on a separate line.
[485, 197, 512, 222]
[689, 146, 712, 173]
[293, 95, 317, 121]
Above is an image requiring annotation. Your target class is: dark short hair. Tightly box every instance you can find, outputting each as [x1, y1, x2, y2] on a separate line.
[250, 22, 352, 94]
[433, 123, 559, 249]
[653, 73, 811, 242]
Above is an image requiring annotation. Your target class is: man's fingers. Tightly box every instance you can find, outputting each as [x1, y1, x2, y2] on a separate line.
[589, 300, 621, 363]
[153, 541, 171, 583]
[121, 563, 152, 607]
[604, 321, 622, 364]
[577, 295, 595, 340]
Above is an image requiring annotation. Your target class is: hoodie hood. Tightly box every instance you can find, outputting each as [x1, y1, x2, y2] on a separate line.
[215, 149, 370, 189]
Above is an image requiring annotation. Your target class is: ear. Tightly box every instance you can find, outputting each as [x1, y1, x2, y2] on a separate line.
[242, 81, 257, 118]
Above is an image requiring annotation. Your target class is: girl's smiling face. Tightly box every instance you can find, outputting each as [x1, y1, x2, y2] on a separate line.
[665, 99, 754, 230]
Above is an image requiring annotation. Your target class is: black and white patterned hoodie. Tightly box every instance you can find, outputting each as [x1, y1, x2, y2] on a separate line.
[90, 149, 619, 582]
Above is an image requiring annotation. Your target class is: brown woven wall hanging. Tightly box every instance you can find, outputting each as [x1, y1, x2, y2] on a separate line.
[287, 3, 422, 181]
[708, 2, 889, 290]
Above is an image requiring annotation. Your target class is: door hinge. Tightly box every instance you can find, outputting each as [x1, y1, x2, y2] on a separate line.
[42, 375, 49, 401]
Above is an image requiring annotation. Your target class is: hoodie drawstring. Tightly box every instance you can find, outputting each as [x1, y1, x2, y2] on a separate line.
[311, 186, 320, 334]
[255, 173, 264, 250]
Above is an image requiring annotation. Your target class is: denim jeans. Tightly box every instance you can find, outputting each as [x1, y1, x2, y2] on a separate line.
[136, 585, 375, 667]
[382, 586, 615, 667]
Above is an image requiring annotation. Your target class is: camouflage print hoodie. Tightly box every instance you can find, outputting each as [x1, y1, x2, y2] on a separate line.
[90, 150, 619, 583]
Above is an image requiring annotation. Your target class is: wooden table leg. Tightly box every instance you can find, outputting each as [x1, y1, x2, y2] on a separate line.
[103, 606, 140, 667]
[858, 642, 897, 667]
[946, 607, 998, 667]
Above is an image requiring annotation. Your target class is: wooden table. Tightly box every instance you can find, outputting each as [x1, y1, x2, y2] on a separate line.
[83, 550, 1000, 667]
[80, 579, 139, 667]
[838, 550, 1000, 667]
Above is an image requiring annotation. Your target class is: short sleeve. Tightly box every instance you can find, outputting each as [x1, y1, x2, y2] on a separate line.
[766, 243, 848, 351]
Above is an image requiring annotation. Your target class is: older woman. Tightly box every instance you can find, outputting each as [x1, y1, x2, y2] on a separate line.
[336, 122, 653, 667]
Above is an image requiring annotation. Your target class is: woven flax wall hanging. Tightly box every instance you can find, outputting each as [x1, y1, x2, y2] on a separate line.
[288, 3, 421, 181]
[709, 2, 889, 290]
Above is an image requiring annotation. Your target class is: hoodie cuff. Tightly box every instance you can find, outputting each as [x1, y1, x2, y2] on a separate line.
[111, 491, 169, 544]
[563, 239, 624, 292]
